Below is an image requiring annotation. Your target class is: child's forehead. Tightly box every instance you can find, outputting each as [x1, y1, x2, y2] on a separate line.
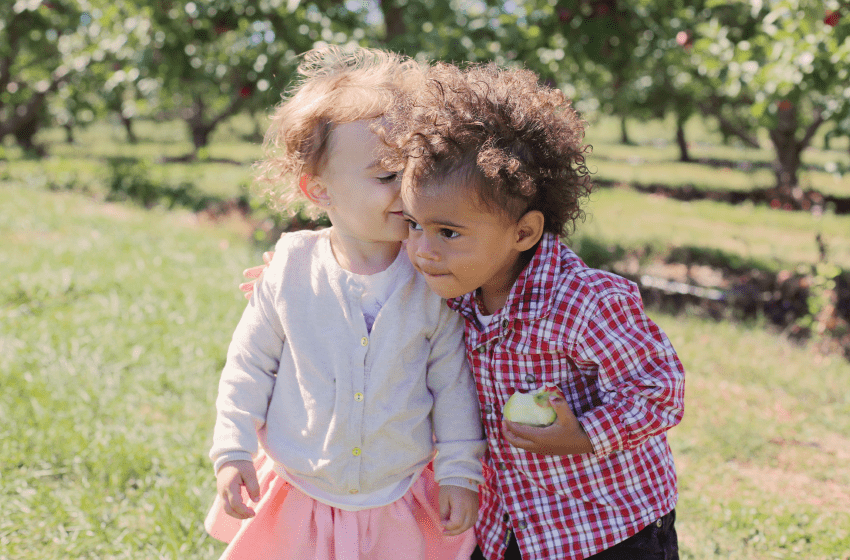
[403, 178, 500, 219]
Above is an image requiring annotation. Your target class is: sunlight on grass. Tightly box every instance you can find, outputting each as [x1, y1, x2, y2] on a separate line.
[4, 112, 850, 559]
[657, 313, 850, 559]
[2, 184, 849, 558]
[576, 188, 850, 271]
[1, 186, 253, 559]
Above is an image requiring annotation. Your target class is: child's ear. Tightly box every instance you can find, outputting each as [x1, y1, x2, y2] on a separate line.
[300, 175, 331, 207]
[515, 210, 545, 252]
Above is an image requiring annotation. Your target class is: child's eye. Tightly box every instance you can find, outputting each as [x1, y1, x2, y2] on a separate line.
[406, 219, 422, 232]
[440, 229, 459, 239]
[377, 172, 398, 184]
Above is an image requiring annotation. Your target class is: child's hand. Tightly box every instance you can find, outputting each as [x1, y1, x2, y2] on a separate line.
[239, 251, 274, 298]
[216, 460, 261, 519]
[438, 484, 479, 536]
[502, 391, 595, 456]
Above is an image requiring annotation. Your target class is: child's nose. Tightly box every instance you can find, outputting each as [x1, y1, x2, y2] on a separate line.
[413, 235, 439, 260]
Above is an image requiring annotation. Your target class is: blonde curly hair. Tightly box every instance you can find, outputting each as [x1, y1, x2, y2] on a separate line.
[383, 62, 592, 236]
[254, 46, 422, 217]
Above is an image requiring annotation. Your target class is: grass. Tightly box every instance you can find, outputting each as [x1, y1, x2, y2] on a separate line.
[586, 114, 850, 198]
[2, 185, 848, 559]
[1, 186, 253, 559]
[572, 187, 850, 271]
[2, 114, 850, 558]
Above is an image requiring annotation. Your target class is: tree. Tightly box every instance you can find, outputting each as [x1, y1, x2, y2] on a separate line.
[689, 0, 850, 192]
[0, 1, 86, 154]
[139, 0, 383, 157]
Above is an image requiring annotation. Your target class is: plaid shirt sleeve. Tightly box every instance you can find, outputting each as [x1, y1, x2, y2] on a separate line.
[572, 283, 686, 458]
[452, 234, 685, 560]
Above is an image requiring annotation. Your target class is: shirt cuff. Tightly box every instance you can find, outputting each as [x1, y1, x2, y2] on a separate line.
[213, 450, 254, 475]
[437, 477, 481, 493]
[578, 406, 624, 458]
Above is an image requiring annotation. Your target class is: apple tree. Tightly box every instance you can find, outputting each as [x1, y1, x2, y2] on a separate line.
[0, 0, 92, 154]
[689, 0, 850, 193]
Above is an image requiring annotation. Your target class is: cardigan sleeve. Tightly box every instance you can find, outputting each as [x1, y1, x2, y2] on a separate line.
[427, 301, 486, 490]
[209, 260, 287, 474]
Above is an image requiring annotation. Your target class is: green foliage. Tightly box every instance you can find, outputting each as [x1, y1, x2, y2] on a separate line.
[104, 157, 221, 210]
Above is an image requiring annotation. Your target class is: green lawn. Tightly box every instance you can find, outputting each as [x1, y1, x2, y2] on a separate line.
[2, 182, 848, 559]
[2, 114, 849, 558]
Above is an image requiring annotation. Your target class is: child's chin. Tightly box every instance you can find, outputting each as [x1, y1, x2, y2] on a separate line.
[425, 280, 464, 300]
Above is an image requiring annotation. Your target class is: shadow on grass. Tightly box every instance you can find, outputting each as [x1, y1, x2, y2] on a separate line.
[573, 238, 850, 360]
[105, 157, 231, 212]
[594, 179, 850, 214]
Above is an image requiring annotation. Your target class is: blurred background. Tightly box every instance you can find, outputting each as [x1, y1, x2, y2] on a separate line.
[2, 1, 849, 558]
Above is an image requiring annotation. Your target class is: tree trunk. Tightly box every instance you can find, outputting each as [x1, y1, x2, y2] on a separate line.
[191, 123, 214, 151]
[182, 95, 246, 156]
[675, 118, 691, 162]
[13, 113, 45, 156]
[122, 115, 137, 144]
[768, 104, 824, 191]
[382, 2, 406, 43]
[769, 105, 801, 188]
[619, 115, 632, 145]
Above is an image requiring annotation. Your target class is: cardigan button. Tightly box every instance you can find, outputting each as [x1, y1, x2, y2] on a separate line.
[524, 374, 535, 383]
[501, 319, 509, 329]
[354, 392, 364, 402]
[352, 447, 362, 456]
[517, 520, 528, 530]
[360, 337, 368, 346]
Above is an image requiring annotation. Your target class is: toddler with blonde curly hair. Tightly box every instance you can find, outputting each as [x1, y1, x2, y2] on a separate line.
[208, 47, 485, 560]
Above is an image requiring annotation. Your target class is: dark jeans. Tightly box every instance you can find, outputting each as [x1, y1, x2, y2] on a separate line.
[471, 509, 678, 560]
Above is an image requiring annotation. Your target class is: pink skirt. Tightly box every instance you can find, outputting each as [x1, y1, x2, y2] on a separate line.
[204, 452, 477, 560]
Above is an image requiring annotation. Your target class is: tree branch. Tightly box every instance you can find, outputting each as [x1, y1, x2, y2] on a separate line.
[797, 109, 825, 154]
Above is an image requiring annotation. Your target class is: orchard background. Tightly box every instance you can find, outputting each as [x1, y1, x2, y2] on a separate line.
[2, 1, 849, 558]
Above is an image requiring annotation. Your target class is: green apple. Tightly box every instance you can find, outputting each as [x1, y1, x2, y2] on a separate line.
[503, 385, 560, 426]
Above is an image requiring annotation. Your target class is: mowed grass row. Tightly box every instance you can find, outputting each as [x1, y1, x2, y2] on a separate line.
[4, 114, 850, 275]
[4, 112, 850, 204]
[3, 182, 849, 558]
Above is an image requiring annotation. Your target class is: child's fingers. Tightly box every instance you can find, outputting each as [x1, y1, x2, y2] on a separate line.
[442, 504, 473, 536]
[243, 468, 261, 502]
[502, 420, 537, 449]
[243, 265, 266, 279]
[262, 251, 274, 265]
[222, 483, 254, 519]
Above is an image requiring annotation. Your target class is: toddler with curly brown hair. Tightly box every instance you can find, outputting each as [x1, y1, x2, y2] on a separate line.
[386, 62, 686, 560]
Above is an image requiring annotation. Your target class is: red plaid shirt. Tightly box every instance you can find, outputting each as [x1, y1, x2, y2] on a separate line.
[447, 233, 685, 560]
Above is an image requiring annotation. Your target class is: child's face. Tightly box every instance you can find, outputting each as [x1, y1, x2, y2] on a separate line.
[402, 178, 526, 301]
[321, 120, 408, 243]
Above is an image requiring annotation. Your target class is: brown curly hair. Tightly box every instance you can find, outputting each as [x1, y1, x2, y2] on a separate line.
[254, 46, 422, 217]
[383, 62, 592, 236]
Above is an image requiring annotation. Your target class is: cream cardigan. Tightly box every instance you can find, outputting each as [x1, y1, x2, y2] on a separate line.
[210, 229, 485, 501]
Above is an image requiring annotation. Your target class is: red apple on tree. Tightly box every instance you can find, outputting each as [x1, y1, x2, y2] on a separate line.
[824, 10, 840, 27]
